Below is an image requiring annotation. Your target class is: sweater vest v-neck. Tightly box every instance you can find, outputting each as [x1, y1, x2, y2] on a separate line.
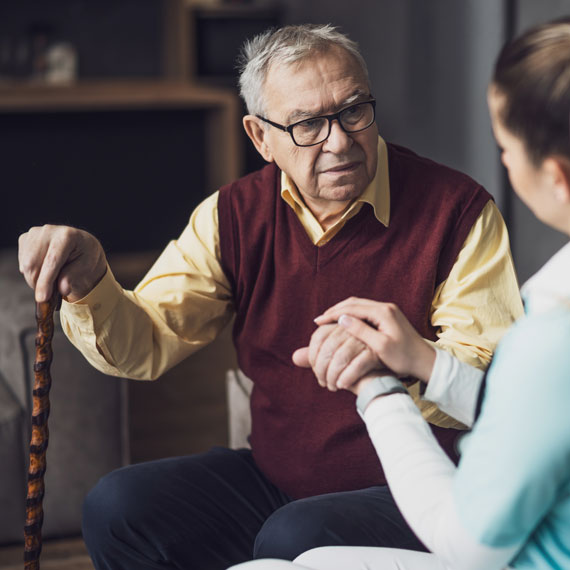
[218, 142, 491, 499]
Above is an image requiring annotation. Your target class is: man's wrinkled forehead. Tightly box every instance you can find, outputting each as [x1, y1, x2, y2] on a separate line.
[263, 49, 371, 123]
[284, 89, 372, 124]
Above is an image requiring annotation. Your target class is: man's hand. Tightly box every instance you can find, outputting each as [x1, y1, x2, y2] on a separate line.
[314, 297, 436, 382]
[18, 225, 107, 303]
[292, 323, 387, 392]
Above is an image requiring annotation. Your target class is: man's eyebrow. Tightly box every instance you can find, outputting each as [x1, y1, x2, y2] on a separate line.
[285, 90, 372, 124]
[342, 91, 372, 107]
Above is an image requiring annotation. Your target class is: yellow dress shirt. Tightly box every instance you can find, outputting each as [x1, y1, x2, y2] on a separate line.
[60, 137, 523, 428]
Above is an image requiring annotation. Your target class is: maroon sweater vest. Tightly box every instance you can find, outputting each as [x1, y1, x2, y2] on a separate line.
[218, 143, 491, 499]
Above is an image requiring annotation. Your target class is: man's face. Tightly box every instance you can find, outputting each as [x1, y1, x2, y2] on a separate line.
[256, 47, 378, 212]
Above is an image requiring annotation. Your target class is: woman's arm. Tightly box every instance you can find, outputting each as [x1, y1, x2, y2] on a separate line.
[363, 391, 519, 570]
[315, 298, 484, 426]
[360, 310, 570, 570]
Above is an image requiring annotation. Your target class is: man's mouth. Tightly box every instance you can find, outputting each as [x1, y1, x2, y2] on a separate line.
[323, 162, 360, 174]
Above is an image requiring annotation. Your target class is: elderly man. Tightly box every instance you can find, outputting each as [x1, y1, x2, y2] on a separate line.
[18, 24, 522, 570]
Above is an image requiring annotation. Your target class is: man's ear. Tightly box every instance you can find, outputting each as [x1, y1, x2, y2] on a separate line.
[243, 115, 274, 163]
[544, 156, 570, 203]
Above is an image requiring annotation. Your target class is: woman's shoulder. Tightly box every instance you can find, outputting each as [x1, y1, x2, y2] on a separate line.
[508, 307, 570, 348]
[489, 307, 570, 393]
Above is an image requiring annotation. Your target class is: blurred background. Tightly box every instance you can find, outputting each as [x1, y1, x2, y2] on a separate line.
[0, 1, 569, 564]
[1, 0, 569, 281]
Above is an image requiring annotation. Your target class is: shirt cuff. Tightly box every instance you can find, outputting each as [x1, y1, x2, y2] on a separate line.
[424, 348, 485, 427]
[60, 264, 123, 331]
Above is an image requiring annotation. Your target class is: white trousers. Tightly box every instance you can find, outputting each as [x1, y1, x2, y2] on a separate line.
[228, 546, 450, 570]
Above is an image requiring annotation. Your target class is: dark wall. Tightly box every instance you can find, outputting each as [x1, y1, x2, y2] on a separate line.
[1, 109, 207, 253]
[506, 0, 570, 282]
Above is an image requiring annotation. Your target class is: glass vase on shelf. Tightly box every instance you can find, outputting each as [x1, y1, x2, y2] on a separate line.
[44, 42, 78, 84]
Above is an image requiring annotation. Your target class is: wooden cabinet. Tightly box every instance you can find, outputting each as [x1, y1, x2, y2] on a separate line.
[0, 80, 243, 252]
[162, 1, 282, 84]
[0, 1, 288, 250]
[0, 80, 242, 189]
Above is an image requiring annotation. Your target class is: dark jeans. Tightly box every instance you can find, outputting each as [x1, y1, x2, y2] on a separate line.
[82, 447, 426, 570]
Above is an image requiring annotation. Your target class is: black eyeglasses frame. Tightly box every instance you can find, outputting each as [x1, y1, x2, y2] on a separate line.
[255, 99, 376, 147]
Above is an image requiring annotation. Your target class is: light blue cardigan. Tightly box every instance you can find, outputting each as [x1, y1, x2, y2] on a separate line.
[455, 242, 570, 569]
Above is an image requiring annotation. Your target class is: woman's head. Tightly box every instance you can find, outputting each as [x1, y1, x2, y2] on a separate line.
[489, 18, 570, 233]
[490, 17, 570, 166]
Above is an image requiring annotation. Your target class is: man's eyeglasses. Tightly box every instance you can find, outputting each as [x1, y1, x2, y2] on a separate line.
[256, 100, 376, 147]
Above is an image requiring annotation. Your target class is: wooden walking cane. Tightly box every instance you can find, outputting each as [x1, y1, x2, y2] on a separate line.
[24, 292, 60, 570]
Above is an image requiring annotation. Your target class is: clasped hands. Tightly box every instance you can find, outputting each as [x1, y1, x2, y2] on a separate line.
[292, 297, 436, 396]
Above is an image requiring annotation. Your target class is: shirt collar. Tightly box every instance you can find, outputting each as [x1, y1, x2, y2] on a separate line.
[520, 241, 570, 315]
[280, 135, 391, 228]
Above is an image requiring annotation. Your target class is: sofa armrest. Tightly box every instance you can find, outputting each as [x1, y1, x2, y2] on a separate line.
[0, 371, 27, 543]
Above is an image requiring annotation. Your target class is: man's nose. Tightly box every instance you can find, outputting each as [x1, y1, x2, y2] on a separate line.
[323, 119, 352, 152]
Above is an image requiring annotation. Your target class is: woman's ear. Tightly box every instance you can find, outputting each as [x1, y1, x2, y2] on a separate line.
[543, 156, 570, 203]
[243, 115, 274, 162]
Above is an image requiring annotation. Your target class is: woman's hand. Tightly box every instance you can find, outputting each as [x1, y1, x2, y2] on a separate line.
[291, 323, 386, 392]
[314, 297, 436, 385]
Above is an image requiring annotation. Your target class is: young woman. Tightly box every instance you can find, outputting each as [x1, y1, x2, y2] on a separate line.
[229, 17, 570, 570]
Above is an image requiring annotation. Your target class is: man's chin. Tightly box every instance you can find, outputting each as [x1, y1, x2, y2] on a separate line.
[319, 170, 370, 199]
[320, 182, 367, 203]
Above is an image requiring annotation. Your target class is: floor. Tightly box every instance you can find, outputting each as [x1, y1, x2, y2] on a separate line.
[0, 537, 93, 570]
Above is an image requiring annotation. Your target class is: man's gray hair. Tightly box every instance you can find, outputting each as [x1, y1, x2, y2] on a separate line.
[237, 24, 370, 116]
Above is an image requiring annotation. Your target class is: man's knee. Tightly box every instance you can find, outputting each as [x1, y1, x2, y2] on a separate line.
[253, 499, 339, 560]
[253, 487, 425, 560]
[83, 451, 276, 569]
[82, 466, 141, 543]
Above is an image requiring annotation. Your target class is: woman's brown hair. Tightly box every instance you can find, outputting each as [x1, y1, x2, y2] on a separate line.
[492, 17, 570, 165]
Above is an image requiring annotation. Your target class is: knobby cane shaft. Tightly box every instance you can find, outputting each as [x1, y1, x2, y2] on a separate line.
[24, 294, 59, 570]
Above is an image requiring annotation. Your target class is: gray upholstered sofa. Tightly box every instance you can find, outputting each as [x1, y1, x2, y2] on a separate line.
[0, 249, 129, 545]
[0, 247, 250, 547]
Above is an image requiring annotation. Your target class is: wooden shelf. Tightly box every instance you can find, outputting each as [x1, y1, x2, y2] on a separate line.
[0, 79, 235, 110]
[0, 80, 243, 190]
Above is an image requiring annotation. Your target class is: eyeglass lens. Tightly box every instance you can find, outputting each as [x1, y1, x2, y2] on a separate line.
[292, 102, 374, 146]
